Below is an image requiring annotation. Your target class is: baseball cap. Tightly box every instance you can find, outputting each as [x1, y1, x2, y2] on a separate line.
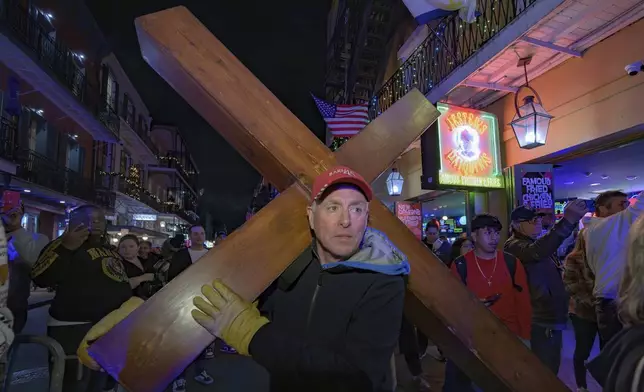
[511, 206, 546, 222]
[1, 190, 22, 214]
[311, 166, 373, 202]
[471, 214, 502, 232]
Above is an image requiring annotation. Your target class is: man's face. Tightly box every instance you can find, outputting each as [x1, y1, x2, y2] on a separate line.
[190, 226, 206, 245]
[516, 216, 543, 240]
[1, 208, 22, 232]
[472, 227, 501, 253]
[86, 208, 106, 237]
[139, 242, 151, 257]
[425, 227, 439, 244]
[307, 185, 369, 261]
[598, 196, 629, 217]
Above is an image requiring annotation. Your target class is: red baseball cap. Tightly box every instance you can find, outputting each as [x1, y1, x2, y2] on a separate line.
[1, 191, 22, 214]
[311, 166, 373, 202]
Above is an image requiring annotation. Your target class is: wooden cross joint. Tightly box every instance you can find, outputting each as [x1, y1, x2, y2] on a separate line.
[89, 7, 569, 392]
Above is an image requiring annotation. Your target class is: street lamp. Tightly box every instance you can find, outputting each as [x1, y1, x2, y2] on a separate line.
[386, 168, 404, 196]
[510, 57, 553, 149]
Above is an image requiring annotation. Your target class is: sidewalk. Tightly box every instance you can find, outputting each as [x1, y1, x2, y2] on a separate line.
[395, 327, 601, 391]
[6, 290, 602, 392]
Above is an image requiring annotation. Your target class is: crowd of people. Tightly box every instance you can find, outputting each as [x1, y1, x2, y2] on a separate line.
[405, 189, 643, 392]
[0, 167, 643, 392]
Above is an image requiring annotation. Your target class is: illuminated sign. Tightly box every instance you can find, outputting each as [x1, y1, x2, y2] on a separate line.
[132, 214, 157, 221]
[436, 103, 503, 189]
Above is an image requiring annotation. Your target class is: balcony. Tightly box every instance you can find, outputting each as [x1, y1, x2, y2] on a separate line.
[150, 150, 198, 192]
[160, 203, 198, 224]
[0, 1, 119, 141]
[160, 187, 198, 224]
[0, 115, 18, 161]
[0, 115, 113, 208]
[371, 0, 562, 116]
[115, 175, 163, 212]
[119, 103, 159, 165]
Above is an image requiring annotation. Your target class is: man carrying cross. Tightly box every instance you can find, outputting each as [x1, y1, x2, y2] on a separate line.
[78, 165, 408, 391]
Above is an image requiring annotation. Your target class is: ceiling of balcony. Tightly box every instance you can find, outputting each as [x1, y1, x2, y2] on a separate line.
[444, 0, 644, 108]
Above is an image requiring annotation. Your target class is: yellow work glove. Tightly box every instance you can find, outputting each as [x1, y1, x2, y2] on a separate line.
[192, 279, 269, 356]
[77, 297, 144, 370]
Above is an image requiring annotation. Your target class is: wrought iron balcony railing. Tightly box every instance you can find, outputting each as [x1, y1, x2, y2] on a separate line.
[0, 116, 18, 161]
[370, 0, 537, 117]
[154, 151, 198, 189]
[160, 203, 198, 224]
[15, 149, 113, 207]
[115, 175, 164, 212]
[2, 2, 120, 138]
[0, 116, 113, 208]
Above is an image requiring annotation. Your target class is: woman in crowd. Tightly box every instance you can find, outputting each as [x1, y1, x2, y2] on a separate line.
[588, 216, 644, 391]
[117, 235, 157, 298]
[563, 231, 599, 392]
[449, 237, 474, 266]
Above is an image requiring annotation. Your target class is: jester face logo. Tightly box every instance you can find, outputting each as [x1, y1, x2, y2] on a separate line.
[454, 126, 480, 161]
[444, 123, 491, 176]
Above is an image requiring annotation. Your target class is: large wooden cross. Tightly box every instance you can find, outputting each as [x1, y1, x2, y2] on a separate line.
[88, 7, 568, 392]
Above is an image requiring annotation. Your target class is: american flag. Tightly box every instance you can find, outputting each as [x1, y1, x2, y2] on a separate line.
[312, 95, 369, 138]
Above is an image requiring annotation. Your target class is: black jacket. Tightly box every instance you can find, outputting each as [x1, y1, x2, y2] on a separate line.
[423, 238, 451, 265]
[588, 325, 644, 391]
[249, 229, 408, 392]
[504, 219, 576, 327]
[122, 257, 164, 299]
[31, 238, 132, 323]
[167, 248, 192, 281]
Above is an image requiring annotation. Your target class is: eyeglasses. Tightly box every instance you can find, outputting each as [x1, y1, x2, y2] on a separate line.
[521, 216, 543, 224]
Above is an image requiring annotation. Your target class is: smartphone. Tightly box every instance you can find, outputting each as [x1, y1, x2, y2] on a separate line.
[482, 293, 502, 306]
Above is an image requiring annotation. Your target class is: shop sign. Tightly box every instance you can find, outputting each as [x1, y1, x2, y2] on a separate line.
[395, 202, 423, 240]
[422, 103, 504, 190]
[132, 214, 157, 221]
[520, 171, 553, 211]
[508, 164, 556, 229]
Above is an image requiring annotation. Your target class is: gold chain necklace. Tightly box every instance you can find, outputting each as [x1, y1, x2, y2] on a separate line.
[474, 252, 498, 287]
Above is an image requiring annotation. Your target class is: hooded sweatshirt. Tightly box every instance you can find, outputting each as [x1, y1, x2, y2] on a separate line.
[249, 227, 409, 392]
[584, 192, 644, 299]
[587, 325, 644, 392]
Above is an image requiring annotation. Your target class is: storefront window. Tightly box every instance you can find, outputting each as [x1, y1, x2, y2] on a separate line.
[20, 213, 38, 234]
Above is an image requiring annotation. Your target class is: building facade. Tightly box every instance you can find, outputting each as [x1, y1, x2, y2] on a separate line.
[328, 0, 644, 238]
[0, 0, 199, 243]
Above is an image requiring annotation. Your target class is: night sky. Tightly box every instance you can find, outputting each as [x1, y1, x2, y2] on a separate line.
[85, 0, 329, 233]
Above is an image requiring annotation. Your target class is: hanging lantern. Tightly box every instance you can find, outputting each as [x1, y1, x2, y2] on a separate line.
[510, 57, 553, 149]
[510, 95, 553, 149]
[386, 168, 404, 196]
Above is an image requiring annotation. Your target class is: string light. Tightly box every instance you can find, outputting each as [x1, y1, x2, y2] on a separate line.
[329, 137, 349, 151]
[98, 170, 196, 216]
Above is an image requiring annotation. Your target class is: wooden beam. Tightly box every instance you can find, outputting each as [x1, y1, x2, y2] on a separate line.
[520, 37, 583, 58]
[367, 202, 565, 392]
[89, 184, 313, 391]
[461, 81, 519, 93]
[135, 7, 334, 191]
[89, 7, 568, 392]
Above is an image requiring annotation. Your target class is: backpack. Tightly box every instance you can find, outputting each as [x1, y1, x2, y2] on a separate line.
[455, 252, 523, 292]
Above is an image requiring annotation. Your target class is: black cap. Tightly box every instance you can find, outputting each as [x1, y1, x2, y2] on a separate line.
[511, 206, 545, 222]
[471, 214, 502, 232]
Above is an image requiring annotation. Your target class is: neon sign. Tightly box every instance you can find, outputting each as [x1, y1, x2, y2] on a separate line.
[437, 103, 503, 189]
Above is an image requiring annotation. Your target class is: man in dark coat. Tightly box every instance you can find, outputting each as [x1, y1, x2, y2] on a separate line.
[423, 219, 451, 265]
[192, 166, 409, 392]
[504, 201, 587, 374]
